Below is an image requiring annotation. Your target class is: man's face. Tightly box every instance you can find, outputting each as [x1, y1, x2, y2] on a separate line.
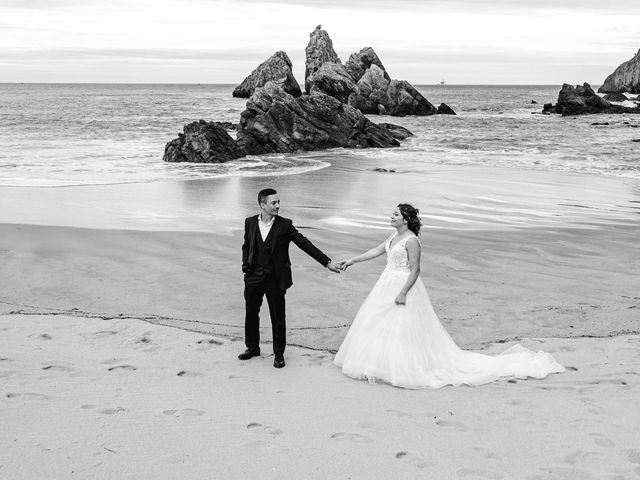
[260, 194, 280, 217]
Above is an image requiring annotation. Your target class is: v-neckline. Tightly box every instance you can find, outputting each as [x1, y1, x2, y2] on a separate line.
[388, 233, 409, 251]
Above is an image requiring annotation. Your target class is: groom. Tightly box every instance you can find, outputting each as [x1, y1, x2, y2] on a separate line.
[240, 188, 341, 368]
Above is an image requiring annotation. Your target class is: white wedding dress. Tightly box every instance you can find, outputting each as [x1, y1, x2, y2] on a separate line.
[334, 234, 566, 389]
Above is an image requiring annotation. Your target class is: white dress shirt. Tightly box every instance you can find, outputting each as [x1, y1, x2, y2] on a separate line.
[258, 214, 275, 241]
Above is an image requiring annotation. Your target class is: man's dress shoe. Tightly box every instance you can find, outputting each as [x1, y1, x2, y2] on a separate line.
[273, 354, 285, 368]
[238, 348, 260, 360]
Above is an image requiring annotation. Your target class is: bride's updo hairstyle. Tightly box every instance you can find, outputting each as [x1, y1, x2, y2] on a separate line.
[398, 203, 421, 236]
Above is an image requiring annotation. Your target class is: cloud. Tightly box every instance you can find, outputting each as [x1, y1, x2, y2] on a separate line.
[234, 0, 640, 14]
[0, 47, 272, 62]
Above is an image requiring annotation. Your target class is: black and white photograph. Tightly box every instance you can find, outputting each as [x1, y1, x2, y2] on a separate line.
[1, 1, 639, 478]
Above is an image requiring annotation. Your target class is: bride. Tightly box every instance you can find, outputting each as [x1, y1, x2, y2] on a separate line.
[334, 203, 565, 389]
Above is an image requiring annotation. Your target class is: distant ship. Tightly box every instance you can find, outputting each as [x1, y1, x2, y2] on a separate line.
[438, 79, 445, 85]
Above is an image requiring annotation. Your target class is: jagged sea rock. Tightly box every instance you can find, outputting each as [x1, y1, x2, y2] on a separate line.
[348, 64, 391, 114]
[347, 65, 437, 116]
[542, 83, 640, 115]
[345, 47, 389, 83]
[307, 62, 359, 104]
[377, 123, 414, 141]
[598, 49, 640, 94]
[437, 103, 456, 115]
[603, 92, 628, 102]
[384, 80, 438, 116]
[163, 120, 244, 163]
[236, 82, 401, 155]
[233, 51, 301, 98]
[305, 25, 341, 93]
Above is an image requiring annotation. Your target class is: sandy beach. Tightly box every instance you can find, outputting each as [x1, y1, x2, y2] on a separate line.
[1, 161, 639, 478]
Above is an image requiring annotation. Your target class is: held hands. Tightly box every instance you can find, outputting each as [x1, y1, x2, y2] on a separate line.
[326, 260, 342, 274]
[394, 292, 407, 306]
[335, 259, 353, 272]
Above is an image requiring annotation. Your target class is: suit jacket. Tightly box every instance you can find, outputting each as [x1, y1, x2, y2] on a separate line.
[242, 214, 331, 290]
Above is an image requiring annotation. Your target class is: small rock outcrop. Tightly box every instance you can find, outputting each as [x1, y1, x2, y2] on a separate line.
[304, 25, 341, 93]
[603, 92, 628, 102]
[233, 51, 301, 98]
[437, 103, 456, 115]
[163, 120, 244, 163]
[542, 83, 640, 115]
[598, 49, 640, 94]
[377, 123, 414, 141]
[236, 82, 400, 155]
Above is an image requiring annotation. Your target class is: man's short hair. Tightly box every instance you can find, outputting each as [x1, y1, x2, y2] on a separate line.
[258, 188, 277, 205]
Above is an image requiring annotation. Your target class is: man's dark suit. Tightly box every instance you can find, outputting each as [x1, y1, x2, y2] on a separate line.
[242, 214, 331, 355]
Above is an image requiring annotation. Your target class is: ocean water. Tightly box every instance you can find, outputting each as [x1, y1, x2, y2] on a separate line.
[2, 83, 640, 188]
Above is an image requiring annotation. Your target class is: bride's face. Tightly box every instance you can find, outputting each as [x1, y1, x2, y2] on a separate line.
[390, 208, 406, 228]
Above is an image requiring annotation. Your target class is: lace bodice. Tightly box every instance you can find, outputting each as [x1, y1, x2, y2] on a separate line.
[385, 234, 417, 272]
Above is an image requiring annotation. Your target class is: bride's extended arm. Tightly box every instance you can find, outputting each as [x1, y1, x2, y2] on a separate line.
[338, 239, 388, 270]
[395, 237, 421, 305]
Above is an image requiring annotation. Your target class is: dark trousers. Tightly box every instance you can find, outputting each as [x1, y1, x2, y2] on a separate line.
[244, 275, 287, 355]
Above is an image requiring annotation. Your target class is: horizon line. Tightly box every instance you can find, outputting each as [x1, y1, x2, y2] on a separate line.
[0, 82, 597, 87]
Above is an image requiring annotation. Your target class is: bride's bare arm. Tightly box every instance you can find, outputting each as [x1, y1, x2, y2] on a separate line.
[395, 237, 421, 305]
[338, 239, 388, 270]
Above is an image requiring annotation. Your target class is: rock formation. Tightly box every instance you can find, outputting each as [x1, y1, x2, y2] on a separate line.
[303, 28, 439, 116]
[598, 49, 640, 94]
[345, 47, 389, 83]
[163, 120, 244, 163]
[304, 25, 341, 93]
[307, 62, 359, 104]
[542, 83, 640, 115]
[347, 64, 391, 114]
[602, 92, 628, 102]
[437, 103, 456, 115]
[383, 80, 438, 116]
[377, 123, 414, 141]
[233, 51, 301, 98]
[236, 82, 400, 155]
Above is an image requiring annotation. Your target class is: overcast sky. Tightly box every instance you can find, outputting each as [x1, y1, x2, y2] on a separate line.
[2, 0, 639, 84]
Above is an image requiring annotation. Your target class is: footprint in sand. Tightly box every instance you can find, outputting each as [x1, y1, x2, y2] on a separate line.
[395, 451, 432, 469]
[247, 422, 283, 435]
[98, 407, 127, 415]
[626, 449, 640, 465]
[196, 338, 225, 346]
[386, 409, 412, 418]
[177, 370, 203, 377]
[435, 420, 469, 432]
[589, 433, 614, 448]
[473, 447, 502, 460]
[330, 432, 372, 443]
[107, 365, 137, 371]
[163, 409, 206, 417]
[42, 364, 74, 372]
[91, 330, 118, 338]
[6, 392, 51, 400]
[456, 467, 504, 479]
[564, 450, 605, 466]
